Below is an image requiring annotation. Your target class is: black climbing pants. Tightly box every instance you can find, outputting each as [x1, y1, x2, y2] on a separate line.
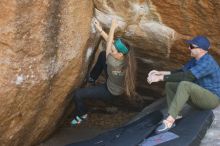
[89, 51, 108, 81]
[72, 51, 117, 116]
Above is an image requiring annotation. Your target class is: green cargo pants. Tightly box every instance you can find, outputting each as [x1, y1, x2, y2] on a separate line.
[165, 81, 220, 118]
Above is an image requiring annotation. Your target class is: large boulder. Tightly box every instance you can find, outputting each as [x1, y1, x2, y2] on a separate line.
[94, 0, 220, 96]
[0, 0, 93, 145]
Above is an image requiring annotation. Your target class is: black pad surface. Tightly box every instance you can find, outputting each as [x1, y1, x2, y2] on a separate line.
[66, 106, 213, 146]
[150, 109, 214, 146]
[66, 111, 163, 146]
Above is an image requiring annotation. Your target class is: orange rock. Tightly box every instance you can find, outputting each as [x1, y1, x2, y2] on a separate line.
[0, 0, 94, 146]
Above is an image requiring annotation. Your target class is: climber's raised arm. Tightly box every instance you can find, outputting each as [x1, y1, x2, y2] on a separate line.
[94, 19, 109, 41]
[106, 19, 118, 57]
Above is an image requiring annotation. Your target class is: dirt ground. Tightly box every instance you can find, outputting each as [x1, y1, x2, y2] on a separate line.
[38, 108, 138, 146]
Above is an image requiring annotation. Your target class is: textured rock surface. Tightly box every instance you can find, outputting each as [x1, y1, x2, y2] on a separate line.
[94, 0, 220, 96]
[0, 0, 93, 146]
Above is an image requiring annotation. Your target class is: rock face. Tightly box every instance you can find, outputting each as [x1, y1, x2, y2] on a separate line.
[93, 0, 220, 96]
[0, 0, 93, 146]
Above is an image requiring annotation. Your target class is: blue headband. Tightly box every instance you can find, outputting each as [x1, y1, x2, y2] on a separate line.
[114, 38, 129, 54]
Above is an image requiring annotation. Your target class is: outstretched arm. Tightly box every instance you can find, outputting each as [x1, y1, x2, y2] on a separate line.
[94, 19, 109, 41]
[94, 19, 118, 57]
[106, 19, 118, 57]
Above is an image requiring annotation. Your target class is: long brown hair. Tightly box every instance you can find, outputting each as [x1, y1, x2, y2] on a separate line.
[121, 39, 137, 99]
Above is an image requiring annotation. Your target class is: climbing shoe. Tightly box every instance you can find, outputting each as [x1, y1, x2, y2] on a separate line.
[155, 120, 175, 134]
[71, 114, 88, 126]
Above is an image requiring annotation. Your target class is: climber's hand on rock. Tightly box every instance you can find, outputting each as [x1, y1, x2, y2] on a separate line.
[94, 19, 102, 32]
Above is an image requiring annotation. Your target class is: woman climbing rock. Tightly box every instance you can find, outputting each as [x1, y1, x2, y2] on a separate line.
[71, 18, 136, 125]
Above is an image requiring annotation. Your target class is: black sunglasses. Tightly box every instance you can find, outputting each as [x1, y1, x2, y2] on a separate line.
[189, 44, 199, 49]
